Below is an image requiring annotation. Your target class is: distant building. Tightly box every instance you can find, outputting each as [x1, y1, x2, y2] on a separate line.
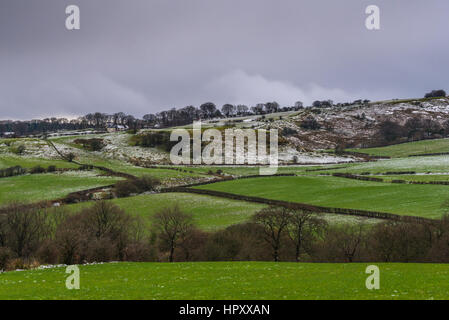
[1, 132, 15, 138]
[107, 124, 128, 132]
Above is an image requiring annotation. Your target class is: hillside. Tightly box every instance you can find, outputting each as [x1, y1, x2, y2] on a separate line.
[253, 97, 449, 152]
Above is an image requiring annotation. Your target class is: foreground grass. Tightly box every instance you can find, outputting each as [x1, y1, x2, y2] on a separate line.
[0, 262, 448, 300]
[68, 193, 266, 231]
[0, 172, 122, 205]
[348, 138, 449, 158]
[197, 176, 449, 218]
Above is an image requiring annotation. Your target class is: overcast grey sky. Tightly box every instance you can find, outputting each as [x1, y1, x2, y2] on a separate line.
[0, 0, 448, 119]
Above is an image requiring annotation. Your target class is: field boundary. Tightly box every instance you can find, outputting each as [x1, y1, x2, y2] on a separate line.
[179, 173, 297, 188]
[336, 150, 391, 160]
[331, 172, 449, 186]
[162, 187, 435, 224]
[46, 139, 137, 179]
[409, 152, 449, 157]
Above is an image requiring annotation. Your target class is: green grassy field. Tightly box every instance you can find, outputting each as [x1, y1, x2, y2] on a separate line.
[77, 157, 205, 181]
[182, 155, 449, 177]
[373, 174, 449, 183]
[0, 262, 448, 300]
[67, 192, 379, 230]
[67, 193, 266, 231]
[196, 176, 449, 218]
[0, 172, 122, 205]
[0, 155, 80, 170]
[348, 139, 449, 158]
[325, 155, 449, 174]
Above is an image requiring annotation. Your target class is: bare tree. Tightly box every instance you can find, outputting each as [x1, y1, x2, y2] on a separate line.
[236, 104, 249, 115]
[151, 204, 194, 262]
[0, 203, 49, 258]
[287, 209, 327, 262]
[252, 206, 291, 262]
[221, 104, 235, 117]
[55, 212, 87, 265]
[332, 223, 365, 262]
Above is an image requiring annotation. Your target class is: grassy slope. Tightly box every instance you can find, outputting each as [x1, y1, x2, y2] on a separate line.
[184, 155, 449, 177]
[0, 172, 122, 205]
[67, 193, 266, 231]
[1, 262, 448, 300]
[46, 134, 207, 181]
[67, 193, 378, 230]
[0, 155, 79, 170]
[348, 139, 449, 158]
[196, 176, 449, 218]
[78, 157, 205, 181]
[327, 155, 449, 174]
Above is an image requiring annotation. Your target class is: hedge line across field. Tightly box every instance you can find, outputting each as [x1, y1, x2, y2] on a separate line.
[0, 165, 90, 179]
[332, 172, 384, 182]
[180, 173, 296, 188]
[163, 187, 435, 224]
[409, 152, 449, 157]
[332, 172, 449, 186]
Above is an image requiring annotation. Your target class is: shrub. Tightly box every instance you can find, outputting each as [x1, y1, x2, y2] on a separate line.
[6, 258, 26, 270]
[66, 153, 76, 162]
[0, 166, 26, 178]
[11, 145, 26, 155]
[282, 127, 298, 136]
[64, 193, 84, 204]
[377, 120, 406, 143]
[114, 180, 140, 198]
[425, 89, 446, 98]
[30, 165, 46, 174]
[204, 223, 270, 261]
[130, 131, 176, 151]
[0, 247, 15, 271]
[334, 143, 346, 155]
[300, 116, 320, 130]
[73, 138, 105, 151]
[36, 240, 59, 265]
[123, 241, 158, 262]
[47, 165, 57, 173]
[134, 176, 161, 192]
[114, 176, 161, 198]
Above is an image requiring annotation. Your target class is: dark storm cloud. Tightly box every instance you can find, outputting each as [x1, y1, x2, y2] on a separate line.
[1, 0, 448, 119]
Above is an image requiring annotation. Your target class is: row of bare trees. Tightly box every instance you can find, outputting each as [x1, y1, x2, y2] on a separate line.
[1, 202, 449, 270]
[154, 205, 449, 264]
